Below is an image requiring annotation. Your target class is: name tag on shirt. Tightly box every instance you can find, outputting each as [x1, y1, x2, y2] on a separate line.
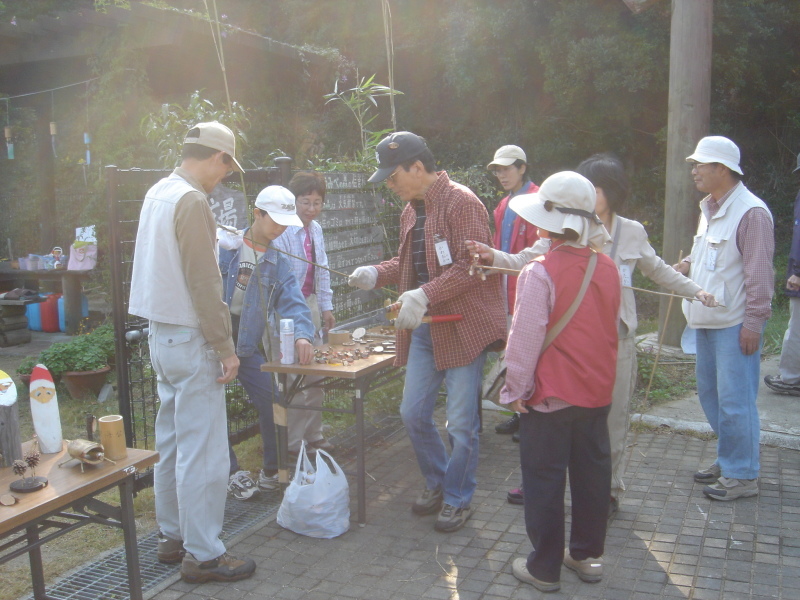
[618, 264, 632, 287]
[434, 237, 453, 266]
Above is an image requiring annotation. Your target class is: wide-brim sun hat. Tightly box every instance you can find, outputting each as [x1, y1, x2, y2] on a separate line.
[509, 171, 610, 250]
[254, 185, 303, 227]
[685, 136, 743, 175]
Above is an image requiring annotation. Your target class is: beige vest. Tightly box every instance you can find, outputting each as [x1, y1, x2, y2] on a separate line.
[682, 183, 772, 329]
[129, 174, 201, 327]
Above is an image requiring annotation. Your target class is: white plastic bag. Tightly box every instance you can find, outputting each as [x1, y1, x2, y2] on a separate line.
[276, 441, 350, 538]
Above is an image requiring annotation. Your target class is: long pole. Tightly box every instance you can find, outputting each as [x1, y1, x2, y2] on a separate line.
[659, 0, 713, 345]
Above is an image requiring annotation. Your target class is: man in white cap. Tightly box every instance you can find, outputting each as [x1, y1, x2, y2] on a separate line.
[219, 185, 315, 498]
[500, 171, 620, 593]
[675, 135, 774, 501]
[764, 153, 800, 396]
[129, 122, 256, 582]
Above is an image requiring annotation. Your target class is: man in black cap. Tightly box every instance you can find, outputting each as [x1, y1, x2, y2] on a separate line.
[764, 152, 800, 396]
[349, 132, 507, 533]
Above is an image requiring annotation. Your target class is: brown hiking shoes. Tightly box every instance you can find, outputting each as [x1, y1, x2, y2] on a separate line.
[180, 552, 256, 583]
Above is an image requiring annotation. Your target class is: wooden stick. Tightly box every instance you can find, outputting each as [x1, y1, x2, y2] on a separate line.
[470, 264, 722, 305]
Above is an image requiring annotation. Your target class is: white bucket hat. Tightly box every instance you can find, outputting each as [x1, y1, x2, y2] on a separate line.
[686, 136, 743, 175]
[509, 171, 610, 250]
[254, 186, 303, 227]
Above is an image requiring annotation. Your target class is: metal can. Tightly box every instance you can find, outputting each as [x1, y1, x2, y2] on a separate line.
[279, 319, 295, 364]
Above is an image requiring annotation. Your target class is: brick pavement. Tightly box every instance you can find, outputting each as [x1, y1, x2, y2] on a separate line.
[151, 410, 800, 600]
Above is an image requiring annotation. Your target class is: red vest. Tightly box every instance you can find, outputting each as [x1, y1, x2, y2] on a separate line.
[493, 181, 540, 313]
[530, 245, 620, 408]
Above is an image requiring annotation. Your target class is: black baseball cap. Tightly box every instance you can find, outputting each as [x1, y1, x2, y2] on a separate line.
[368, 131, 429, 183]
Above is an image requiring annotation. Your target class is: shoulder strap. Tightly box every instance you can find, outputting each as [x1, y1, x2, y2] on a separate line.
[541, 250, 598, 352]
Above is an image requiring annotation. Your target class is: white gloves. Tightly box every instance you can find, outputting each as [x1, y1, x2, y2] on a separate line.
[217, 227, 244, 250]
[395, 288, 429, 330]
[348, 266, 378, 290]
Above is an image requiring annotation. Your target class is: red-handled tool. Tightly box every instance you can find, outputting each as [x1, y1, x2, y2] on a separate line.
[384, 302, 463, 324]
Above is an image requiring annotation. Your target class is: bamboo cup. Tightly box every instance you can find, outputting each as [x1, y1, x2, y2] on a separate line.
[98, 415, 127, 461]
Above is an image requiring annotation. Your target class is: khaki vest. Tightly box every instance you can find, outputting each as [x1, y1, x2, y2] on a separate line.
[129, 174, 202, 327]
[682, 184, 772, 329]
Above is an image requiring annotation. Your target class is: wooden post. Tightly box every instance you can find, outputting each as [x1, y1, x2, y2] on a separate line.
[38, 110, 57, 252]
[658, 0, 713, 347]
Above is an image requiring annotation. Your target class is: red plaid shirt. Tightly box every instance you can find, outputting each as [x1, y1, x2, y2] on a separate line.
[375, 172, 507, 369]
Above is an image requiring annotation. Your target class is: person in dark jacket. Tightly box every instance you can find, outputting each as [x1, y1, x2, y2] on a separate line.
[764, 153, 800, 395]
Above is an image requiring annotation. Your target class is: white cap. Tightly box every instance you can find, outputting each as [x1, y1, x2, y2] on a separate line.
[487, 145, 526, 169]
[254, 186, 303, 227]
[686, 136, 743, 175]
[184, 122, 245, 173]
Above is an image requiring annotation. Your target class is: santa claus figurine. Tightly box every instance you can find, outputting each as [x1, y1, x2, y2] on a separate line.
[29, 364, 63, 453]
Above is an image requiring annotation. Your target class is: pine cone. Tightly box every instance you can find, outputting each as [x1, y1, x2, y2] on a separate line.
[25, 451, 41, 469]
[12, 460, 28, 477]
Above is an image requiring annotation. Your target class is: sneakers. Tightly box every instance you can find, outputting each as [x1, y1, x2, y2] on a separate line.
[512, 557, 560, 593]
[608, 496, 619, 520]
[180, 552, 256, 583]
[694, 462, 721, 483]
[764, 374, 800, 396]
[157, 532, 184, 564]
[703, 476, 758, 501]
[495, 413, 520, 434]
[310, 438, 336, 452]
[563, 550, 603, 583]
[228, 471, 258, 500]
[257, 469, 279, 491]
[507, 488, 524, 505]
[412, 487, 443, 515]
[434, 503, 472, 533]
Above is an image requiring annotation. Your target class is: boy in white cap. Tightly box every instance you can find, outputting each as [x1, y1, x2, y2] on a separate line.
[500, 171, 620, 592]
[129, 122, 255, 582]
[219, 185, 315, 497]
[675, 135, 774, 501]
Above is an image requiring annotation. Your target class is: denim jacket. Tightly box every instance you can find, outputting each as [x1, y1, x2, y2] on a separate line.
[219, 237, 314, 358]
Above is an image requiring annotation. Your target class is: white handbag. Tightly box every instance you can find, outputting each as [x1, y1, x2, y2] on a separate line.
[276, 440, 350, 538]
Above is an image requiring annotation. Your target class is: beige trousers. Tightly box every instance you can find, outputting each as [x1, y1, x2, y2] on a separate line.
[609, 335, 637, 498]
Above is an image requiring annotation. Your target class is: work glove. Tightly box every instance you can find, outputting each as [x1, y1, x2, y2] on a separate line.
[395, 288, 429, 330]
[348, 266, 378, 290]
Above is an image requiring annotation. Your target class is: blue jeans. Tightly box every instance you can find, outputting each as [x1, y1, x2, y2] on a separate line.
[696, 324, 762, 480]
[229, 351, 280, 473]
[400, 324, 486, 508]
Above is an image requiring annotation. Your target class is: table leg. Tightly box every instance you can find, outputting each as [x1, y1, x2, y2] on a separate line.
[275, 373, 290, 487]
[25, 525, 50, 600]
[61, 273, 82, 335]
[119, 475, 143, 600]
[354, 383, 367, 526]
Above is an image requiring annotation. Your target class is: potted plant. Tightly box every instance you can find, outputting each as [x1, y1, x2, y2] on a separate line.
[35, 323, 115, 399]
[15, 356, 40, 387]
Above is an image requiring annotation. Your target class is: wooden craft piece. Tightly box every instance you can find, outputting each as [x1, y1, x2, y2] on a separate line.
[0, 368, 23, 467]
[29, 364, 63, 454]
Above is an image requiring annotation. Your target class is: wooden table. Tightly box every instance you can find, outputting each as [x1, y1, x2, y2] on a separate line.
[0, 441, 159, 600]
[262, 345, 402, 526]
[0, 269, 91, 334]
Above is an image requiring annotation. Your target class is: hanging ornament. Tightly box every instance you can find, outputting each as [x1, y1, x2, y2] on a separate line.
[4, 126, 12, 160]
[83, 132, 91, 165]
[50, 121, 57, 158]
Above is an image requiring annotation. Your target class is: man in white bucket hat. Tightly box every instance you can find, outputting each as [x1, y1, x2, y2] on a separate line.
[675, 135, 774, 501]
[500, 172, 621, 592]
